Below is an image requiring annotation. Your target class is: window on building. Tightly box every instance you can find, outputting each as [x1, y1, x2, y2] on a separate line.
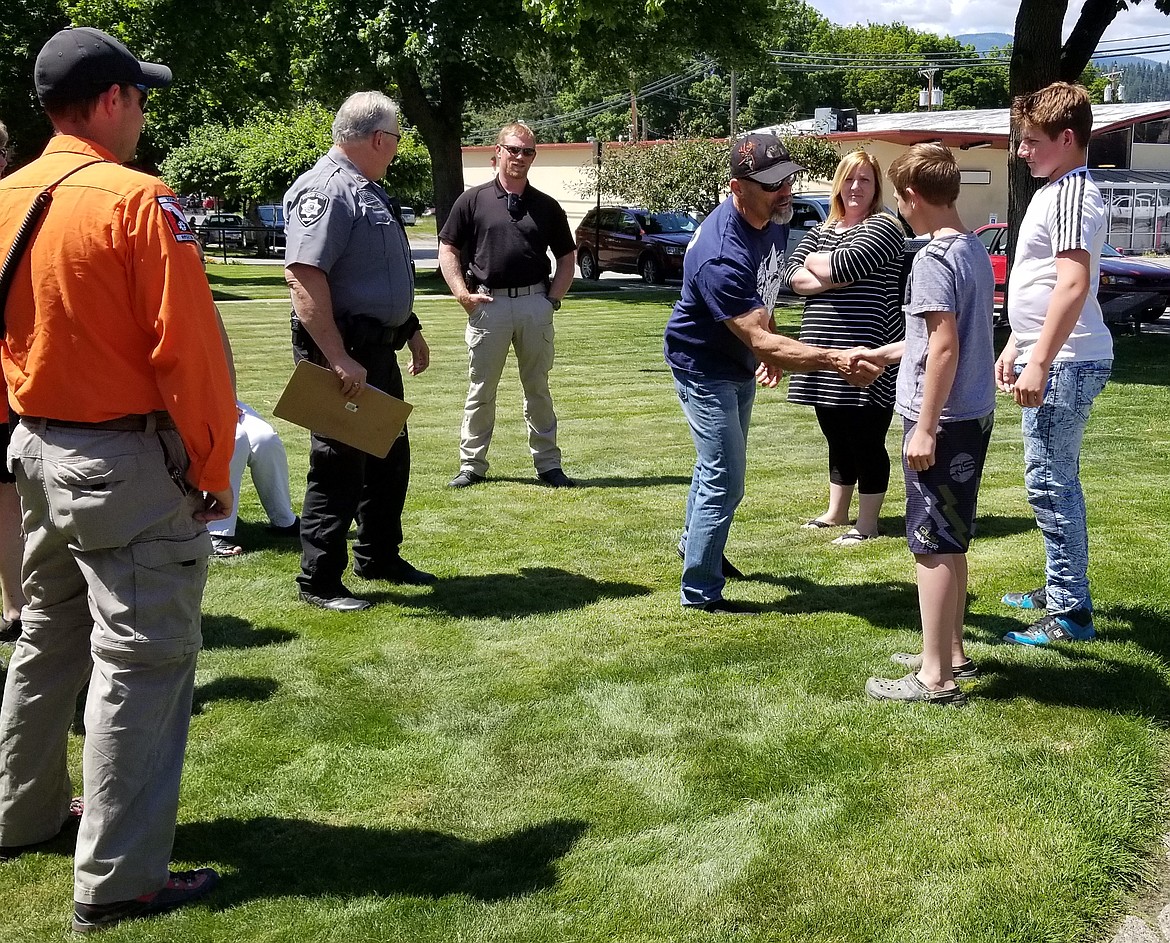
[1089, 128, 1130, 169]
[1134, 118, 1170, 145]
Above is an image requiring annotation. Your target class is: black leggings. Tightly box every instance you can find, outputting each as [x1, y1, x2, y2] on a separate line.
[814, 404, 895, 494]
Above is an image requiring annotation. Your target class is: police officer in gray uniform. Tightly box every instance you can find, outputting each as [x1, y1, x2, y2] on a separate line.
[284, 91, 433, 612]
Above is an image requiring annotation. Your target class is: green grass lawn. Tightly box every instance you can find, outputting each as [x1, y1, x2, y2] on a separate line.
[3, 293, 1169, 942]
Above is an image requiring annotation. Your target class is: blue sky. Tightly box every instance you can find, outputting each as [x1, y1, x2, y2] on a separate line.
[803, 1, 1170, 62]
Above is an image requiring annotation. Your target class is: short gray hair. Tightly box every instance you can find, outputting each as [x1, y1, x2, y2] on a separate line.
[0, 121, 8, 150]
[332, 92, 398, 144]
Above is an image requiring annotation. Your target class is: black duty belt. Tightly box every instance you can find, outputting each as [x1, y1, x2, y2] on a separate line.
[20, 412, 176, 432]
[480, 282, 546, 298]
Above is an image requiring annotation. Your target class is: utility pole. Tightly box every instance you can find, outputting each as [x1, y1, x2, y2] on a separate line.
[1102, 70, 1125, 102]
[918, 67, 943, 110]
[729, 69, 737, 138]
[630, 88, 639, 142]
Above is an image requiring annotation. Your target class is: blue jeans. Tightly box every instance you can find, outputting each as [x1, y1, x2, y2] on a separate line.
[673, 371, 755, 606]
[1017, 358, 1111, 615]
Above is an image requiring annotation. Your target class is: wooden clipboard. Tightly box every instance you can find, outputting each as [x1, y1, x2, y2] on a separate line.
[274, 360, 412, 457]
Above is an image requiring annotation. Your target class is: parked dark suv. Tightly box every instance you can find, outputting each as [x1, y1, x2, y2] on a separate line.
[575, 207, 698, 283]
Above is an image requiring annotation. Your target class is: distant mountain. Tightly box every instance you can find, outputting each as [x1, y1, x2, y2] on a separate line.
[956, 30, 1157, 70]
[956, 32, 1012, 55]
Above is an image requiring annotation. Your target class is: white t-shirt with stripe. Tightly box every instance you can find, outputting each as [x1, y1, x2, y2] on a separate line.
[1008, 167, 1114, 364]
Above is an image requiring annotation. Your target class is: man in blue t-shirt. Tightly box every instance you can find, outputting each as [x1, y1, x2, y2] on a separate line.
[665, 133, 881, 614]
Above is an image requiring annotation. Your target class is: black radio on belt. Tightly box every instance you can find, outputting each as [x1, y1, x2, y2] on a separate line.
[292, 313, 421, 355]
[339, 313, 421, 350]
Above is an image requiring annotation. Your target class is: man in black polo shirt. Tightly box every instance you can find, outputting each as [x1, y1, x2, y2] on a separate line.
[438, 122, 577, 488]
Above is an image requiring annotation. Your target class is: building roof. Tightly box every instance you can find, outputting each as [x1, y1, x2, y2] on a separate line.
[752, 102, 1170, 150]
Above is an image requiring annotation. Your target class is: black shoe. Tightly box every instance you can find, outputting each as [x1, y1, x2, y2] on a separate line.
[267, 516, 300, 537]
[448, 470, 486, 488]
[537, 468, 576, 488]
[0, 616, 20, 644]
[298, 588, 372, 612]
[354, 559, 437, 585]
[0, 796, 82, 862]
[675, 547, 745, 580]
[72, 867, 219, 933]
[688, 599, 759, 615]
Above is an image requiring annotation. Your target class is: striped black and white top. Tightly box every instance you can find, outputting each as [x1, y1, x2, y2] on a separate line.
[784, 212, 905, 409]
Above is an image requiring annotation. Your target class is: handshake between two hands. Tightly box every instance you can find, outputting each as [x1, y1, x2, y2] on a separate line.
[755, 347, 887, 389]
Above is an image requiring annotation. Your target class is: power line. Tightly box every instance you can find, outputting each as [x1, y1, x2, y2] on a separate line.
[462, 37, 1170, 144]
[465, 59, 714, 142]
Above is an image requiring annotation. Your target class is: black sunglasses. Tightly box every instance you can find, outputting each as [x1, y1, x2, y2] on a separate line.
[754, 173, 797, 193]
[499, 144, 536, 158]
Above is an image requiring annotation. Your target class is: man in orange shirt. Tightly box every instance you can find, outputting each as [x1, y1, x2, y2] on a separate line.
[0, 27, 235, 932]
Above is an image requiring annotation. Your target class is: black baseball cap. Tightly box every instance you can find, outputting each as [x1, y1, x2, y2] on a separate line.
[730, 133, 803, 185]
[35, 27, 171, 107]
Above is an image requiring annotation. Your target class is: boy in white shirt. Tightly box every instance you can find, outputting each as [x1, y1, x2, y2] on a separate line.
[995, 82, 1113, 645]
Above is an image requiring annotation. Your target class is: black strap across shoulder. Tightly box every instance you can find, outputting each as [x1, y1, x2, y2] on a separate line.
[0, 158, 104, 332]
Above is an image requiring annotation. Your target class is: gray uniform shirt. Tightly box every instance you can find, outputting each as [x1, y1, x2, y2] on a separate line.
[283, 147, 414, 326]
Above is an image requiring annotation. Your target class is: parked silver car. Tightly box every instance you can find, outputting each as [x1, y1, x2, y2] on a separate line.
[199, 213, 246, 248]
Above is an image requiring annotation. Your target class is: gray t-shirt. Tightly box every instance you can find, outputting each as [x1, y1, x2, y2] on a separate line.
[283, 147, 414, 327]
[896, 232, 996, 423]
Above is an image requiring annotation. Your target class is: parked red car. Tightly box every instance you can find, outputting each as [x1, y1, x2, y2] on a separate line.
[975, 222, 1170, 324]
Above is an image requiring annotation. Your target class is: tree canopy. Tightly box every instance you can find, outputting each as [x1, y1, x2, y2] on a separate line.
[576, 134, 840, 215]
[160, 105, 433, 208]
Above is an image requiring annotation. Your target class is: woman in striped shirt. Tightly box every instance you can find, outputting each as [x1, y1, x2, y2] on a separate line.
[783, 151, 905, 546]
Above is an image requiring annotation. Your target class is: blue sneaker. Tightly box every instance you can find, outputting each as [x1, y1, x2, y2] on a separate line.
[1004, 611, 1095, 646]
[1002, 587, 1046, 610]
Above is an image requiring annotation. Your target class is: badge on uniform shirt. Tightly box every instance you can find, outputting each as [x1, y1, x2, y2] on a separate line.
[297, 190, 330, 226]
[156, 196, 199, 244]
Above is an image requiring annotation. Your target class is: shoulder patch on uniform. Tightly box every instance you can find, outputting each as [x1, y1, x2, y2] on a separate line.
[296, 190, 330, 226]
[156, 196, 198, 243]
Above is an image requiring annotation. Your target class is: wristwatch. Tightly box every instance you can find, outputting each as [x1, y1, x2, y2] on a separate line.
[550, 297, 562, 311]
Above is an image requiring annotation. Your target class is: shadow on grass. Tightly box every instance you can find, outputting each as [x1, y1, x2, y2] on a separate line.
[176, 816, 588, 903]
[487, 473, 691, 488]
[192, 676, 279, 716]
[971, 646, 1170, 719]
[749, 574, 920, 630]
[970, 514, 1038, 540]
[1103, 602, 1170, 663]
[201, 614, 296, 650]
[375, 567, 651, 618]
[232, 521, 302, 555]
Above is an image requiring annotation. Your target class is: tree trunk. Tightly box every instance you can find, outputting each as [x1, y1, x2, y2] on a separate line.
[395, 62, 467, 233]
[1005, 0, 1069, 306]
[1005, 0, 1125, 308]
[1061, 0, 1121, 80]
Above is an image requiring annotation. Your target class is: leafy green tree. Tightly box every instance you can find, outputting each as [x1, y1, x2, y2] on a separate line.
[943, 62, 1010, 111]
[161, 104, 431, 209]
[159, 123, 247, 207]
[576, 134, 838, 215]
[64, 0, 298, 166]
[286, 0, 542, 228]
[0, 0, 68, 165]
